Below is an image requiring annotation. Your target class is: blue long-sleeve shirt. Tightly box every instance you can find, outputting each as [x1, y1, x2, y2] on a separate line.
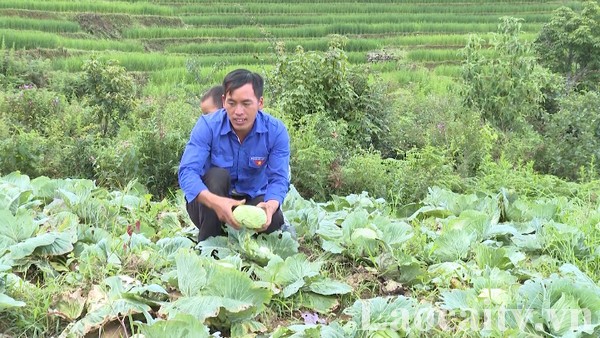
[178, 109, 290, 206]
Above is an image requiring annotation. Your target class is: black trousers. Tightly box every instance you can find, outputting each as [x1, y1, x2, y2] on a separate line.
[186, 167, 285, 241]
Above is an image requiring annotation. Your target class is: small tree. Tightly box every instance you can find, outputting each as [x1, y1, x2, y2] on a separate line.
[268, 35, 394, 154]
[82, 56, 136, 136]
[534, 1, 600, 91]
[461, 17, 557, 133]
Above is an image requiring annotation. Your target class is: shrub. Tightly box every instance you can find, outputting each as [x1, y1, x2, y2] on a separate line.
[0, 40, 51, 89]
[392, 145, 464, 204]
[268, 35, 394, 154]
[91, 93, 197, 198]
[460, 17, 556, 133]
[391, 90, 496, 177]
[288, 111, 349, 200]
[338, 150, 396, 199]
[1, 87, 65, 134]
[0, 129, 47, 178]
[538, 91, 600, 180]
[81, 56, 137, 137]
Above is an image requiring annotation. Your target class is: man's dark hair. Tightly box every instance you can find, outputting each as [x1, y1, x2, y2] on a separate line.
[201, 85, 224, 108]
[222, 69, 264, 99]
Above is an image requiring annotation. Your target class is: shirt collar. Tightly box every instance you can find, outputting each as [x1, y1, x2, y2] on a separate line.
[219, 110, 267, 135]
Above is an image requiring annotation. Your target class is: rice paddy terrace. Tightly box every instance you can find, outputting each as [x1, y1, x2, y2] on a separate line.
[0, 0, 583, 92]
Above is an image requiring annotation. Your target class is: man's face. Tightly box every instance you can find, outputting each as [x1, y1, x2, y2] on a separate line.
[224, 83, 263, 137]
[200, 97, 219, 114]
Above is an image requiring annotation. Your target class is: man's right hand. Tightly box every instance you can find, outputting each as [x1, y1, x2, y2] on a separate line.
[197, 190, 245, 229]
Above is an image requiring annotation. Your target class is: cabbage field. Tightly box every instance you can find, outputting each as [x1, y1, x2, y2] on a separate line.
[2, 0, 600, 337]
[2, 170, 600, 337]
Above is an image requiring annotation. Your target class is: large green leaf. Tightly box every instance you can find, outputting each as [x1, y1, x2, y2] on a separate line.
[422, 187, 482, 215]
[431, 229, 476, 262]
[344, 296, 417, 332]
[506, 199, 558, 222]
[9, 231, 74, 260]
[232, 229, 299, 265]
[308, 278, 352, 296]
[440, 289, 478, 311]
[295, 292, 340, 314]
[138, 314, 210, 338]
[156, 237, 195, 260]
[372, 216, 413, 247]
[202, 263, 272, 318]
[175, 250, 208, 297]
[197, 235, 233, 259]
[444, 210, 493, 239]
[162, 295, 253, 322]
[30, 176, 59, 200]
[272, 322, 349, 338]
[168, 253, 272, 326]
[545, 292, 582, 336]
[255, 254, 322, 298]
[0, 209, 37, 250]
[0, 292, 26, 309]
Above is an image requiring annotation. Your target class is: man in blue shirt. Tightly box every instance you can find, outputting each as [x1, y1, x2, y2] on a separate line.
[179, 69, 290, 241]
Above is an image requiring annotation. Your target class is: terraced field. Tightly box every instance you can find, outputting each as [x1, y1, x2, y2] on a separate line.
[0, 0, 583, 93]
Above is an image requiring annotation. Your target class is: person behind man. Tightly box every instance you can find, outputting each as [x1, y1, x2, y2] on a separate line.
[179, 69, 291, 241]
[200, 85, 224, 114]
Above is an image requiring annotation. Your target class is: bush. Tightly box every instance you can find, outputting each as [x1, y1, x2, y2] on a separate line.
[1, 87, 65, 134]
[391, 90, 496, 177]
[288, 111, 350, 200]
[0, 129, 47, 177]
[472, 156, 580, 198]
[538, 91, 600, 180]
[338, 150, 397, 199]
[92, 93, 197, 198]
[0, 42, 51, 89]
[269, 35, 395, 154]
[81, 56, 137, 137]
[460, 17, 557, 133]
[392, 146, 464, 204]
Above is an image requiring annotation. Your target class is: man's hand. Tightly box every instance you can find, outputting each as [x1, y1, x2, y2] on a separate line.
[256, 200, 279, 232]
[197, 190, 245, 229]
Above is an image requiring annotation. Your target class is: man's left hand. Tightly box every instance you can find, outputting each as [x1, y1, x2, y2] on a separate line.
[256, 200, 279, 232]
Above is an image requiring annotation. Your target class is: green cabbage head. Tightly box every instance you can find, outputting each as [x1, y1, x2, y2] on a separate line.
[233, 205, 267, 229]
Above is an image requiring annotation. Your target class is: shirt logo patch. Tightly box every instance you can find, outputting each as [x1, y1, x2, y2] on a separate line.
[251, 156, 266, 167]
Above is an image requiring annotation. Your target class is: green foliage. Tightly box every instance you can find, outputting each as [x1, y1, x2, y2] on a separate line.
[0, 88, 96, 179]
[1, 87, 64, 133]
[539, 91, 600, 180]
[472, 156, 580, 198]
[0, 129, 47, 178]
[393, 146, 463, 204]
[269, 35, 394, 153]
[81, 56, 137, 136]
[338, 150, 397, 199]
[288, 111, 349, 200]
[392, 90, 496, 176]
[92, 93, 195, 198]
[534, 1, 600, 91]
[92, 135, 140, 190]
[461, 17, 557, 133]
[0, 39, 51, 89]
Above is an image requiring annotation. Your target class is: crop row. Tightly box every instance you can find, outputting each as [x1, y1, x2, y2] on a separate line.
[181, 13, 553, 27]
[0, 1, 581, 16]
[124, 22, 542, 39]
[102, 0, 556, 3]
[0, 16, 80, 33]
[0, 29, 144, 52]
[49, 45, 490, 74]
